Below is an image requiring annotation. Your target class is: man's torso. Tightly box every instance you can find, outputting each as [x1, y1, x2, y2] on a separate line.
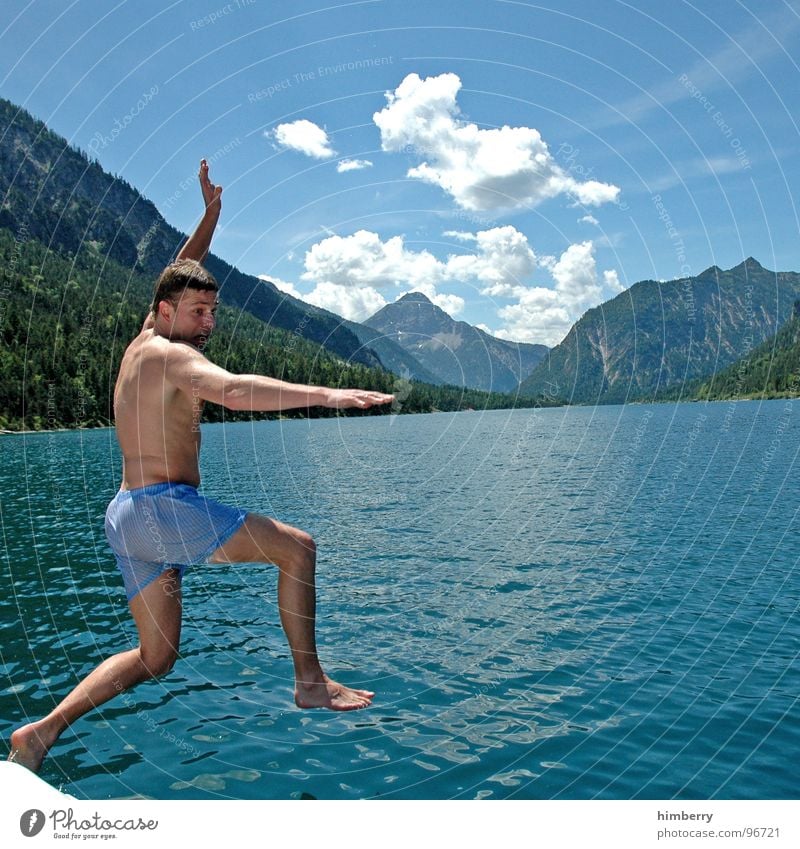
[114, 330, 202, 490]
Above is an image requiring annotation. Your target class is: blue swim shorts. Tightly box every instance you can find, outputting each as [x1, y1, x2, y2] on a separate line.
[105, 482, 248, 601]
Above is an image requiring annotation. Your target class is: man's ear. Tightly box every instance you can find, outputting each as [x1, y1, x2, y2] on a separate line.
[157, 299, 174, 322]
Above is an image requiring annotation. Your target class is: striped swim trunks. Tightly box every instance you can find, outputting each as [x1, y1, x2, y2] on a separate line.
[104, 482, 248, 600]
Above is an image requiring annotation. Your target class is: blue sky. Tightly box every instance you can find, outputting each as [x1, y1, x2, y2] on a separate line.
[2, 0, 799, 345]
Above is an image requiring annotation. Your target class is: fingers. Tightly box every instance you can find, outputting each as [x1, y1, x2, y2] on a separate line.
[353, 394, 391, 407]
[358, 392, 395, 407]
[198, 158, 222, 206]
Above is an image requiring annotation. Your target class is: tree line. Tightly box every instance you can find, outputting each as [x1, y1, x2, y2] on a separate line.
[0, 229, 553, 431]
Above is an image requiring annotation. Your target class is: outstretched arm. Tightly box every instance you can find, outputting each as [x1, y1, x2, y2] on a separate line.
[165, 343, 394, 412]
[176, 159, 222, 263]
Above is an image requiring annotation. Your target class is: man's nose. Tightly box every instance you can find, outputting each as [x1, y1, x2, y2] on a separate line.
[201, 314, 216, 331]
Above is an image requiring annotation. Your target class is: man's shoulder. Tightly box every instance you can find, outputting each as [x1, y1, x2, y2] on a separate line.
[134, 332, 203, 362]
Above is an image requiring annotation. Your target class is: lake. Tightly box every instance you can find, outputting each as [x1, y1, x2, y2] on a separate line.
[0, 400, 797, 799]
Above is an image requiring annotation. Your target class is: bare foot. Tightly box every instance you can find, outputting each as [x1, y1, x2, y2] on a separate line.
[294, 674, 375, 711]
[8, 721, 55, 773]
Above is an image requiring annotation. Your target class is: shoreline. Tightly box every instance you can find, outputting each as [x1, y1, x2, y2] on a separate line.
[0, 426, 115, 435]
[2, 393, 798, 435]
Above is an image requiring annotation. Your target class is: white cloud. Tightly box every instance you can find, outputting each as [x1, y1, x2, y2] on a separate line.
[272, 119, 335, 159]
[551, 241, 602, 312]
[302, 230, 445, 290]
[494, 241, 625, 346]
[579, 214, 599, 226]
[604, 269, 624, 294]
[400, 282, 465, 317]
[373, 72, 620, 211]
[448, 226, 538, 288]
[304, 281, 387, 321]
[337, 158, 373, 173]
[301, 226, 536, 316]
[300, 226, 624, 344]
[258, 274, 303, 299]
[442, 230, 477, 241]
[496, 287, 574, 345]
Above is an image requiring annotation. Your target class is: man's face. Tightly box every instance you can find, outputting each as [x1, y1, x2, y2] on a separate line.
[162, 288, 218, 349]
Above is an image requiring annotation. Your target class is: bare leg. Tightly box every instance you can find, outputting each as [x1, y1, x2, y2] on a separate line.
[209, 514, 374, 711]
[8, 569, 182, 772]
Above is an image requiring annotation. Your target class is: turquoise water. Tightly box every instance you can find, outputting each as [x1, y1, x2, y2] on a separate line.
[1, 401, 798, 799]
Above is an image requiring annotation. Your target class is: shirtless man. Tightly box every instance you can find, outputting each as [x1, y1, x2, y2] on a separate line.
[9, 160, 394, 772]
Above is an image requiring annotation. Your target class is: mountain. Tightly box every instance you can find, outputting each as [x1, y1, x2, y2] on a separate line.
[0, 227, 553, 431]
[519, 259, 800, 404]
[364, 292, 548, 392]
[0, 97, 415, 374]
[0, 98, 554, 431]
[692, 300, 800, 400]
[0, 227, 397, 430]
[340, 317, 443, 384]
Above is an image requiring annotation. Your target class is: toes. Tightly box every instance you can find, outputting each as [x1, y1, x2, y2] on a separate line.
[337, 699, 368, 711]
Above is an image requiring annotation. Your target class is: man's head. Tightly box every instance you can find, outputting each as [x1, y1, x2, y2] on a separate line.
[151, 260, 219, 349]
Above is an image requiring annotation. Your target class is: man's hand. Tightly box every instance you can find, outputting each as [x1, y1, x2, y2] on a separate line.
[324, 388, 395, 409]
[199, 158, 222, 214]
[176, 159, 222, 263]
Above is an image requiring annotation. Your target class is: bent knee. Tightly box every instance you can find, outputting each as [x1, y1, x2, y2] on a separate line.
[288, 528, 316, 566]
[295, 530, 316, 559]
[139, 648, 178, 678]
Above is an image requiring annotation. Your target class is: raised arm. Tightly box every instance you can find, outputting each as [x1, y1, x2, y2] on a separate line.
[165, 343, 394, 412]
[140, 161, 220, 329]
[176, 159, 222, 264]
